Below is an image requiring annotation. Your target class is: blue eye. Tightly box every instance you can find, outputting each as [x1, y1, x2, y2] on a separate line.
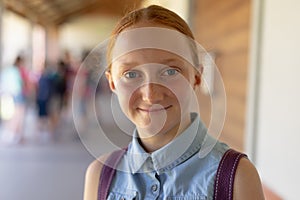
[124, 71, 138, 79]
[163, 68, 179, 76]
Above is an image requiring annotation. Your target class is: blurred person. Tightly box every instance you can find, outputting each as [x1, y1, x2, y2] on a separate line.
[48, 61, 67, 135]
[35, 64, 53, 141]
[72, 51, 94, 139]
[84, 5, 264, 200]
[17, 56, 31, 104]
[0, 56, 27, 144]
[58, 60, 69, 109]
[63, 51, 77, 105]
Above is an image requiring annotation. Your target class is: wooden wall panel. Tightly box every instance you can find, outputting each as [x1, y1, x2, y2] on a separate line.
[194, 0, 251, 151]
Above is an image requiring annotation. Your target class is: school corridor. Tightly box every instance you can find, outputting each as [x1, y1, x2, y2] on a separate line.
[0, 0, 299, 199]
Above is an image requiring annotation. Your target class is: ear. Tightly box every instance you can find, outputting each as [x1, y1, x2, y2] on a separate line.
[105, 71, 116, 92]
[193, 65, 203, 89]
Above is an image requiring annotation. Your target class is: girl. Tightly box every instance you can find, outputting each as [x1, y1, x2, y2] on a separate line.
[84, 5, 264, 200]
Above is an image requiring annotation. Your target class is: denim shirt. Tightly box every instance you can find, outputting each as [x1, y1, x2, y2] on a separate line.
[108, 113, 229, 200]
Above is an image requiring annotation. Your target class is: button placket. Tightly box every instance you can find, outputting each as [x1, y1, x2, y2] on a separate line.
[147, 171, 160, 199]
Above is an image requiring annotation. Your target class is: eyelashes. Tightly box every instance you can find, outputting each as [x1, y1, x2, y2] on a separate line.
[161, 68, 180, 76]
[122, 66, 181, 81]
[123, 71, 141, 79]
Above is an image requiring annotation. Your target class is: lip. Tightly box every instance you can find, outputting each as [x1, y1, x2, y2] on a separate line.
[137, 105, 172, 113]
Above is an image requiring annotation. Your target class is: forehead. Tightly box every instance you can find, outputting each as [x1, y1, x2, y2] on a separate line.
[111, 27, 196, 66]
[112, 49, 186, 66]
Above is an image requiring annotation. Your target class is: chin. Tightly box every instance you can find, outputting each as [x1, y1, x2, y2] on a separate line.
[138, 119, 180, 136]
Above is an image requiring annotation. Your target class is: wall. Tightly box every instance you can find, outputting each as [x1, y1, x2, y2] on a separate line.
[31, 24, 46, 72]
[59, 14, 119, 59]
[194, 0, 251, 151]
[142, 0, 190, 22]
[250, 0, 300, 198]
[1, 10, 31, 68]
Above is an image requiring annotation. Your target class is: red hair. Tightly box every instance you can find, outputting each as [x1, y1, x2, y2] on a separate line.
[107, 5, 197, 71]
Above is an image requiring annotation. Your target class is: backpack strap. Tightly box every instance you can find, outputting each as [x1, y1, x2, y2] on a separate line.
[213, 149, 247, 200]
[97, 148, 127, 200]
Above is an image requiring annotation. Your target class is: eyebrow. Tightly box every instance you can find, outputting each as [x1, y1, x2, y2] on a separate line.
[161, 58, 184, 65]
[116, 58, 183, 67]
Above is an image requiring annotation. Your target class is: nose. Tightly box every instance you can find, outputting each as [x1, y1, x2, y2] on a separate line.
[140, 83, 164, 104]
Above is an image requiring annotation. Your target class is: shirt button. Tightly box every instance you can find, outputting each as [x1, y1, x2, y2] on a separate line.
[151, 184, 158, 192]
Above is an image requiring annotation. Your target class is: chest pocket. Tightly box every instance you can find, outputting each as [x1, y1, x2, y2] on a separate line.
[107, 190, 138, 200]
[166, 195, 207, 200]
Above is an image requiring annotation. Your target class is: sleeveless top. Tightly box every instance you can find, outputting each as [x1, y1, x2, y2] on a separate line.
[99, 113, 245, 200]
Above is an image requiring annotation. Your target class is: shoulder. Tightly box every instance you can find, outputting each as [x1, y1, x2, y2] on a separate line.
[233, 158, 265, 200]
[84, 154, 110, 200]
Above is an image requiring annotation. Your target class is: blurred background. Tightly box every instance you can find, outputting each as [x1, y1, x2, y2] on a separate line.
[0, 0, 299, 199]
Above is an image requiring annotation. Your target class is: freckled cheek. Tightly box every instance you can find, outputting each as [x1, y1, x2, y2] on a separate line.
[164, 78, 194, 107]
[114, 81, 140, 113]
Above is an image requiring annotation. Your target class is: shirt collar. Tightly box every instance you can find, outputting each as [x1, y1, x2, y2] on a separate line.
[127, 113, 207, 174]
[127, 132, 150, 173]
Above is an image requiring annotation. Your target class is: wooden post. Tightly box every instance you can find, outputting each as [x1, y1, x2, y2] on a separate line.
[0, 0, 4, 70]
[45, 25, 59, 65]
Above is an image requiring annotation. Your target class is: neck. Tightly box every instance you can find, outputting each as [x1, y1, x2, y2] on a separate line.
[137, 115, 191, 153]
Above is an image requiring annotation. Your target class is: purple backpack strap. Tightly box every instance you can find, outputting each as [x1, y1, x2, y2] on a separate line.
[98, 148, 127, 200]
[213, 148, 247, 200]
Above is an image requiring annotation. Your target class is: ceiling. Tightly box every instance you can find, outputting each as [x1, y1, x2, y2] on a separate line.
[3, 0, 142, 26]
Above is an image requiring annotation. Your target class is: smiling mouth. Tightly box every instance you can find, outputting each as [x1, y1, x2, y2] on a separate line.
[137, 105, 172, 113]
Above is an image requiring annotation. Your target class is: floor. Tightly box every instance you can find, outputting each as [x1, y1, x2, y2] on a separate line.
[0, 142, 93, 200]
[0, 101, 131, 200]
[0, 107, 94, 200]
